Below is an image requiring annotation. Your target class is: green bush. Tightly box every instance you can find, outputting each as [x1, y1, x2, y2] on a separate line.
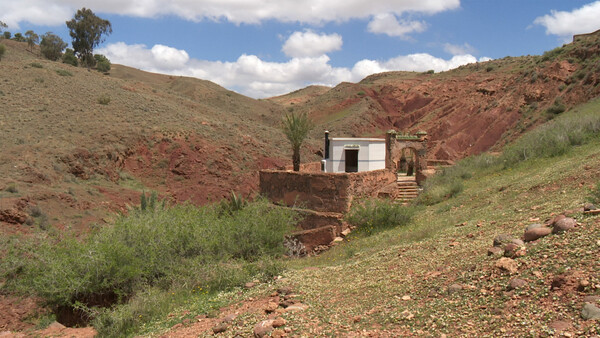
[40, 33, 67, 61]
[62, 48, 78, 66]
[0, 198, 297, 334]
[30, 62, 43, 68]
[546, 102, 566, 115]
[94, 54, 111, 73]
[346, 199, 415, 236]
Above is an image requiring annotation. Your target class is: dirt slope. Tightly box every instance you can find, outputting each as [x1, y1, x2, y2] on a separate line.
[273, 30, 600, 161]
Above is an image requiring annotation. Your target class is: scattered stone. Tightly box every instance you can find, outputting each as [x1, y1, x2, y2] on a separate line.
[495, 257, 518, 274]
[284, 303, 309, 312]
[553, 217, 577, 234]
[503, 243, 519, 258]
[525, 223, 543, 231]
[253, 319, 275, 338]
[449, 241, 460, 247]
[271, 329, 286, 338]
[401, 295, 411, 301]
[551, 275, 568, 290]
[401, 310, 414, 320]
[279, 299, 296, 308]
[352, 315, 362, 323]
[493, 234, 514, 247]
[523, 227, 552, 242]
[341, 228, 352, 237]
[487, 246, 504, 257]
[510, 238, 525, 247]
[270, 317, 285, 328]
[265, 301, 279, 313]
[582, 303, 600, 320]
[244, 282, 256, 289]
[578, 280, 590, 291]
[212, 323, 228, 334]
[48, 322, 66, 330]
[448, 284, 463, 294]
[584, 203, 597, 211]
[222, 314, 237, 323]
[550, 214, 567, 225]
[583, 295, 600, 303]
[277, 286, 293, 295]
[507, 278, 528, 290]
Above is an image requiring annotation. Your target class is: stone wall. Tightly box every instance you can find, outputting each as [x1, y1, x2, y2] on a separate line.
[259, 169, 396, 213]
[284, 161, 322, 172]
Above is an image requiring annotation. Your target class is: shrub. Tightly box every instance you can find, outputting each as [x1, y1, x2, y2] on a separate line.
[55, 69, 72, 76]
[97, 94, 111, 105]
[30, 62, 43, 68]
[1, 198, 297, 332]
[0, 44, 5, 61]
[94, 54, 111, 73]
[346, 199, 415, 236]
[3, 32, 10, 39]
[485, 65, 495, 72]
[546, 102, 566, 115]
[40, 33, 67, 61]
[62, 48, 78, 66]
[5, 183, 18, 193]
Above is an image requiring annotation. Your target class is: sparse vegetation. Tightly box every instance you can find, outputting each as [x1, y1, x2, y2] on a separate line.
[97, 94, 111, 105]
[0, 44, 5, 61]
[346, 198, 416, 236]
[55, 69, 72, 77]
[1, 198, 298, 335]
[29, 62, 42, 68]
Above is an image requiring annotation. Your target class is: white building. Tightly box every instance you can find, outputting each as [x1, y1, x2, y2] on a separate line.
[322, 132, 386, 173]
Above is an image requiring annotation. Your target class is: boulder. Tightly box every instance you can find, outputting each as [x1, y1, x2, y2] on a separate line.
[493, 234, 514, 247]
[448, 284, 463, 294]
[253, 319, 275, 338]
[507, 278, 528, 290]
[487, 246, 504, 257]
[524, 223, 543, 231]
[272, 317, 286, 328]
[523, 227, 552, 242]
[503, 243, 519, 258]
[584, 203, 597, 211]
[581, 303, 600, 320]
[495, 257, 518, 274]
[553, 217, 576, 234]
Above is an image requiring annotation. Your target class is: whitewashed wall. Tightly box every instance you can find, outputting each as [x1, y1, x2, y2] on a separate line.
[324, 138, 386, 173]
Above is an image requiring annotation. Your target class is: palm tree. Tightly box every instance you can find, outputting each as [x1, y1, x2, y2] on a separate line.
[282, 112, 313, 171]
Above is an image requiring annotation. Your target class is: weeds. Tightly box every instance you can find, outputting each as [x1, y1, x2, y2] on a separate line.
[55, 69, 72, 77]
[346, 199, 416, 236]
[0, 198, 298, 335]
[30, 62, 43, 68]
[97, 94, 111, 105]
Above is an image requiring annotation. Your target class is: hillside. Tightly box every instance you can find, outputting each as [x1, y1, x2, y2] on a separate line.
[0, 39, 319, 234]
[272, 30, 600, 161]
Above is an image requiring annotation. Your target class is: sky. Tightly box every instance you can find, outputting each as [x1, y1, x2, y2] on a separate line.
[2, 0, 600, 98]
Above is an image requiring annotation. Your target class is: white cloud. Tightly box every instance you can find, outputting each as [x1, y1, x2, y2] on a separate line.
[367, 13, 427, 39]
[443, 42, 476, 56]
[534, 1, 600, 37]
[0, 0, 460, 27]
[282, 30, 343, 58]
[98, 41, 484, 98]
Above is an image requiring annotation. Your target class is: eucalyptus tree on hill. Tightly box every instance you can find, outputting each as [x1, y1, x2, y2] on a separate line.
[282, 112, 313, 171]
[40, 33, 67, 61]
[25, 30, 39, 53]
[66, 8, 112, 68]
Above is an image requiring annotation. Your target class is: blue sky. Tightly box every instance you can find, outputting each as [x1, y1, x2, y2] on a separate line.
[2, 1, 599, 97]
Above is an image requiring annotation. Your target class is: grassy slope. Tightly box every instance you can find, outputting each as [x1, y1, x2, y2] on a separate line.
[144, 99, 600, 337]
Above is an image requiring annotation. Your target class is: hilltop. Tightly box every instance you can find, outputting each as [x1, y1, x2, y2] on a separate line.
[272, 30, 600, 160]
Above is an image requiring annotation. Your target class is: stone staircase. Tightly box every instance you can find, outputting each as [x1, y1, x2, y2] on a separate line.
[377, 175, 420, 202]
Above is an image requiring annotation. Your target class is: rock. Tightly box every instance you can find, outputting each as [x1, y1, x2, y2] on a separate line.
[352, 315, 362, 323]
[525, 223, 543, 231]
[578, 279, 590, 291]
[284, 303, 309, 312]
[550, 214, 566, 225]
[448, 284, 463, 294]
[212, 323, 228, 334]
[582, 303, 600, 320]
[279, 299, 296, 308]
[401, 295, 411, 301]
[553, 217, 577, 234]
[222, 314, 237, 323]
[493, 234, 514, 247]
[271, 329, 286, 338]
[584, 295, 600, 303]
[48, 322, 66, 330]
[507, 278, 528, 290]
[341, 229, 352, 237]
[510, 238, 525, 247]
[244, 282, 256, 289]
[503, 243, 519, 258]
[549, 320, 572, 332]
[254, 319, 275, 338]
[551, 275, 568, 290]
[265, 301, 279, 313]
[487, 246, 504, 257]
[523, 227, 552, 242]
[495, 257, 518, 274]
[584, 203, 597, 211]
[272, 317, 286, 328]
[277, 286, 293, 295]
